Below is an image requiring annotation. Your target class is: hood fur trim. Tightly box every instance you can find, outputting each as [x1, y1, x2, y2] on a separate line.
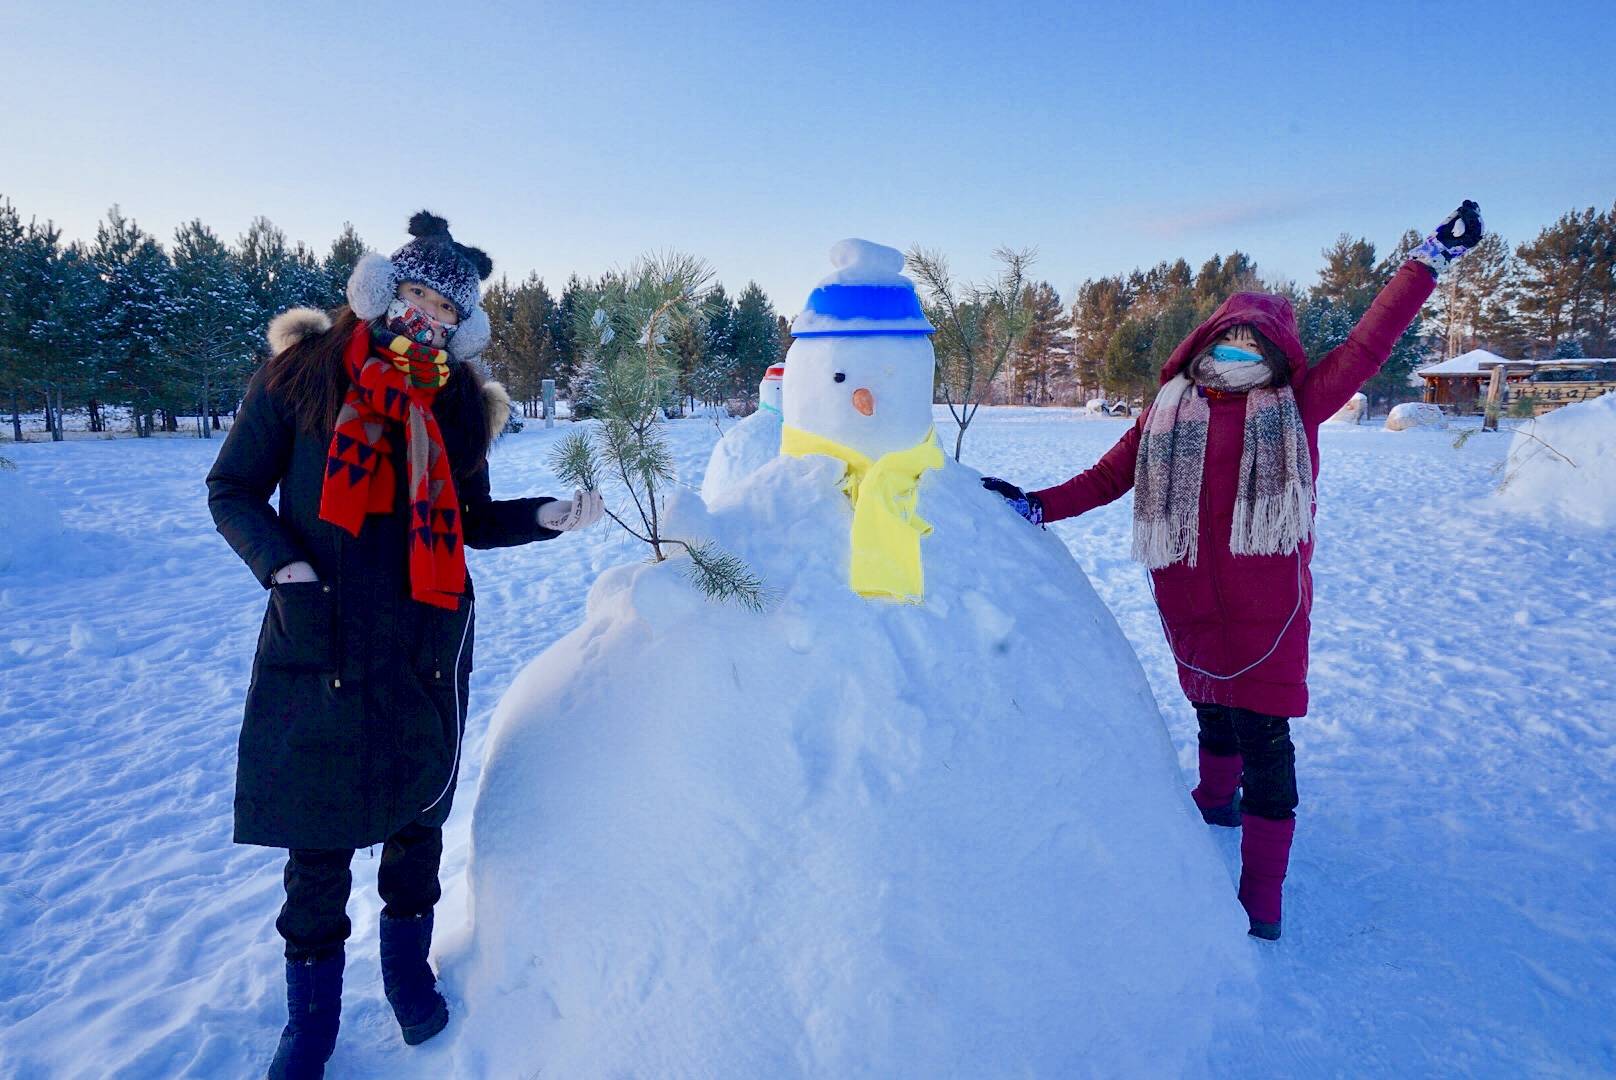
[268, 307, 332, 355]
[482, 380, 511, 446]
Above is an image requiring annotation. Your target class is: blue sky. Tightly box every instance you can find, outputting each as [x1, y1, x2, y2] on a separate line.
[7, 0, 1613, 311]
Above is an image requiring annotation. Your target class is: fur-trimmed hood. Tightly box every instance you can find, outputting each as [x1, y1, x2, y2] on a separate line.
[267, 306, 510, 449]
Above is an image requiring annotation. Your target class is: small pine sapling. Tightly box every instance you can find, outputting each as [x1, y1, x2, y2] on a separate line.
[550, 253, 768, 611]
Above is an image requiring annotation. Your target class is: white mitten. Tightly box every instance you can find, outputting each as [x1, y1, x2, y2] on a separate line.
[538, 490, 607, 532]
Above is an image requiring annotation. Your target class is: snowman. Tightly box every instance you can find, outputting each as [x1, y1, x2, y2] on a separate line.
[445, 240, 1256, 1079]
[700, 365, 787, 503]
[779, 239, 944, 602]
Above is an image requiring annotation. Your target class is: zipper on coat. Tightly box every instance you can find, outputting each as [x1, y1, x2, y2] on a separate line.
[421, 596, 472, 816]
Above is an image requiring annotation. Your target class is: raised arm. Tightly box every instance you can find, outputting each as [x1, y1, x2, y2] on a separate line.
[1031, 414, 1144, 523]
[1299, 262, 1436, 424]
[206, 371, 306, 587]
[1300, 200, 1484, 424]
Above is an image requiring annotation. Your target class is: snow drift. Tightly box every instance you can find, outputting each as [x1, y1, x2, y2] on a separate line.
[444, 454, 1254, 1078]
[1498, 392, 1616, 527]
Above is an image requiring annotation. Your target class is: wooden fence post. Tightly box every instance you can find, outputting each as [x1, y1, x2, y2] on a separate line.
[1482, 365, 1505, 432]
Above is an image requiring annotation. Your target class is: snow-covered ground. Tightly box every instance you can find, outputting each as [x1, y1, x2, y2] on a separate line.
[2, 407, 1613, 1077]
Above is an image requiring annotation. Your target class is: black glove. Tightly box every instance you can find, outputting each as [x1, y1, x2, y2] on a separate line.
[1412, 200, 1485, 275]
[981, 476, 1044, 527]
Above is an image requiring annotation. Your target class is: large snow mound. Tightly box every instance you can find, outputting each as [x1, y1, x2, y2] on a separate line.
[444, 454, 1255, 1078]
[1498, 393, 1616, 527]
[700, 408, 781, 504]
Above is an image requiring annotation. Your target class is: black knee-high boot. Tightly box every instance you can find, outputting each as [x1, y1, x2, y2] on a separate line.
[266, 950, 343, 1079]
[379, 912, 450, 1044]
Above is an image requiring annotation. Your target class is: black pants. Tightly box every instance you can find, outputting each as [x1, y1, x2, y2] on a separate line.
[276, 821, 444, 961]
[1193, 702, 1299, 821]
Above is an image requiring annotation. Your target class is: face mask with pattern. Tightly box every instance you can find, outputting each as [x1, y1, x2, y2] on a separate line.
[385, 297, 457, 350]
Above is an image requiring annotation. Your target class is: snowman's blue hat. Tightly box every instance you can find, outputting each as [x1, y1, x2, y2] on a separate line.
[790, 239, 936, 338]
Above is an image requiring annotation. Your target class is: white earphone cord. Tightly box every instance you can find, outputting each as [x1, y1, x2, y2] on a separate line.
[1146, 549, 1306, 681]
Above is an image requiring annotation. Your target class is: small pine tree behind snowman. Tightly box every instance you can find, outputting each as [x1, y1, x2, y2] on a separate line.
[551, 253, 766, 610]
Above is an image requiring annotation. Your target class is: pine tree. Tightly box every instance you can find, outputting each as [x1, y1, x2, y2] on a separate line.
[1069, 275, 1134, 400]
[90, 206, 174, 436]
[322, 222, 367, 308]
[729, 282, 780, 401]
[1516, 207, 1604, 355]
[0, 198, 28, 440]
[1010, 281, 1067, 404]
[509, 274, 559, 414]
[166, 220, 260, 436]
[1425, 232, 1523, 358]
[549, 253, 764, 608]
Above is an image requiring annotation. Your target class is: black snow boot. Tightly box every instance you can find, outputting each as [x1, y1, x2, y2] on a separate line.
[379, 912, 450, 1045]
[267, 950, 343, 1080]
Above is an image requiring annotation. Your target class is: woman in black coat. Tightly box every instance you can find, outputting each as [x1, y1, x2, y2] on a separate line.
[207, 213, 602, 1079]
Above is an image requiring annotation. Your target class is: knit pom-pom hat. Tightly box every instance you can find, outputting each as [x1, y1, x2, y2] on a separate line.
[347, 211, 494, 361]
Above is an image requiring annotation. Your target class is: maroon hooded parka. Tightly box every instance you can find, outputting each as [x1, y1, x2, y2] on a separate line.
[1035, 262, 1435, 717]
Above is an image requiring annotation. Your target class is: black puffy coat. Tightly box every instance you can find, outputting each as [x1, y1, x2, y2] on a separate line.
[207, 309, 557, 850]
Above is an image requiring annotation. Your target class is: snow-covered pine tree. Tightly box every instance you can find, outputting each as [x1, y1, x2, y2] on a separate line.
[549, 253, 764, 609]
[90, 206, 173, 437]
[166, 220, 259, 437]
[321, 223, 367, 309]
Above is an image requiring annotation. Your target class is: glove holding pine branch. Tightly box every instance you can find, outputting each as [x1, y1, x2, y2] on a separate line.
[1412, 199, 1485, 276]
[549, 252, 768, 612]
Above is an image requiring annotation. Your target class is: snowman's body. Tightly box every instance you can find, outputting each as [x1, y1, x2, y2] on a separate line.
[448, 241, 1256, 1078]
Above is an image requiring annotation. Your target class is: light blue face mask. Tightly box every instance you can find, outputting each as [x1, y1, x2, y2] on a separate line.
[1210, 343, 1264, 363]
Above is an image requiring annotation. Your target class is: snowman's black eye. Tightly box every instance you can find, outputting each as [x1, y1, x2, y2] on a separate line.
[833, 372, 846, 383]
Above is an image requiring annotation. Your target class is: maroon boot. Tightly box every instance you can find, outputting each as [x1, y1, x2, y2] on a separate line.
[1238, 815, 1295, 940]
[1191, 749, 1243, 827]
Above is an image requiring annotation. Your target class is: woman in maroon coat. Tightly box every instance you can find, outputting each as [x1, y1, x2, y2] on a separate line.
[984, 201, 1484, 939]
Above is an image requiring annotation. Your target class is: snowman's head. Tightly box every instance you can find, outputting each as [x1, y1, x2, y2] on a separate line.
[782, 239, 936, 460]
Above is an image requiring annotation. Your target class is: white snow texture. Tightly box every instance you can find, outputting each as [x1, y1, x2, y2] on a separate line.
[447, 454, 1255, 1078]
[700, 407, 783, 504]
[1384, 401, 1447, 430]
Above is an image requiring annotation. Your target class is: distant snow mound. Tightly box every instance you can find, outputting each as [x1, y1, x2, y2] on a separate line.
[446, 455, 1255, 1078]
[1498, 393, 1616, 527]
[0, 465, 65, 573]
[1385, 402, 1447, 430]
[1327, 392, 1369, 425]
[700, 408, 781, 504]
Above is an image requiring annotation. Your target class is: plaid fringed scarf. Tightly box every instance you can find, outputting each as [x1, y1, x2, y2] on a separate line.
[318, 324, 465, 609]
[1131, 370, 1314, 569]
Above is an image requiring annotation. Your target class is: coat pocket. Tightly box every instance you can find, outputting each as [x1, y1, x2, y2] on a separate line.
[260, 581, 337, 671]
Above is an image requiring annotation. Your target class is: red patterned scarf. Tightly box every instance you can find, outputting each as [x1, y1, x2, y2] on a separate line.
[319, 324, 465, 609]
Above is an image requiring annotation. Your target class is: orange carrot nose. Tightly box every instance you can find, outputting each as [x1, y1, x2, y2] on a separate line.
[852, 388, 875, 416]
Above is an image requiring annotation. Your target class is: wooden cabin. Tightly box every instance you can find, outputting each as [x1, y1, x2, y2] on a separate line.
[1416, 350, 1615, 416]
[1415, 350, 1529, 412]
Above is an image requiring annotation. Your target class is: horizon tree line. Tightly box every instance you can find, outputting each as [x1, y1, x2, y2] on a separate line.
[1, 195, 1611, 438]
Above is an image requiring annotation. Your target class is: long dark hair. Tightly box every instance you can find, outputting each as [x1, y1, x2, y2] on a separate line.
[261, 305, 492, 472]
[263, 306, 363, 438]
[1192, 323, 1292, 388]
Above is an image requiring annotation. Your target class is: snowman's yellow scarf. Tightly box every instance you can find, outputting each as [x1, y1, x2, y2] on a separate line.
[780, 425, 944, 602]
